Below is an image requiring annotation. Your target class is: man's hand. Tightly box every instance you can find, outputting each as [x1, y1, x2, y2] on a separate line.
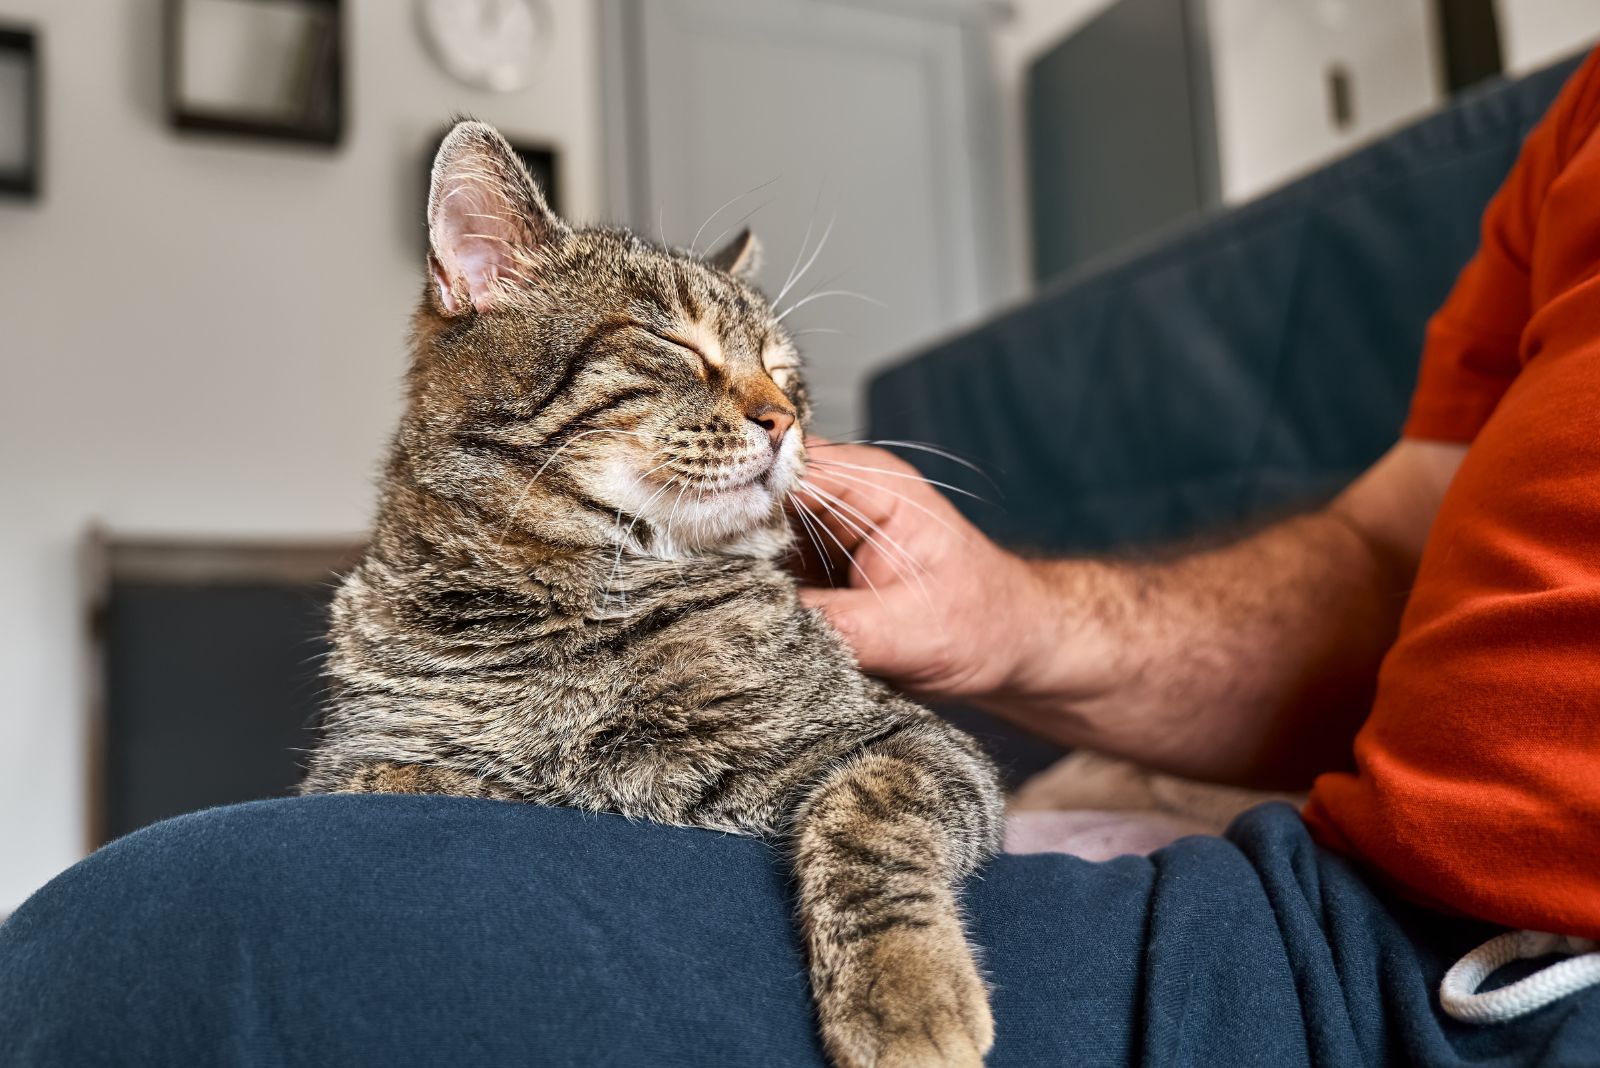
[792, 443, 1056, 700]
[792, 438, 1467, 789]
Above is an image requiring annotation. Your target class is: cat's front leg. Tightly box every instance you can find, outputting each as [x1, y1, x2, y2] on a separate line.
[791, 723, 1002, 1068]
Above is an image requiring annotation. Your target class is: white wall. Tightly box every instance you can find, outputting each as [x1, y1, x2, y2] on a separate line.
[994, 0, 1600, 238]
[1498, 0, 1600, 73]
[1208, 0, 1441, 204]
[988, 0, 1439, 265]
[0, 0, 603, 913]
[1209, 0, 1600, 201]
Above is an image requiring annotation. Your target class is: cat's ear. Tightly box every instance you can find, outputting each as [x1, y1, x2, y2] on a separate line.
[706, 228, 762, 279]
[427, 121, 568, 315]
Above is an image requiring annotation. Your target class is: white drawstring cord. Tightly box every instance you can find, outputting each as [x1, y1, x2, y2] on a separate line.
[1440, 929, 1600, 1023]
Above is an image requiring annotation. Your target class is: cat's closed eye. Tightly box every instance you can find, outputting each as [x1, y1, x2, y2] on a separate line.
[638, 327, 715, 378]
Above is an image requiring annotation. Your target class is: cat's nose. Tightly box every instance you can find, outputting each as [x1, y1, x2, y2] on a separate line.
[748, 404, 795, 450]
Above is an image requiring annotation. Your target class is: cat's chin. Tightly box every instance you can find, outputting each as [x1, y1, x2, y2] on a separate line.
[588, 458, 793, 558]
[644, 479, 790, 557]
[584, 436, 806, 557]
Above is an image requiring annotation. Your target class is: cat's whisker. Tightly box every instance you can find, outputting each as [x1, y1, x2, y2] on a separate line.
[529, 428, 647, 487]
[496, 428, 651, 550]
[662, 482, 692, 559]
[798, 479, 935, 612]
[802, 466, 972, 547]
[799, 479, 928, 579]
[631, 458, 680, 486]
[790, 328, 843, 338]
[600, 506, 628, 606]
[791, 494, 886, 610]
[606, 472, 680, 606]
[774, 257, 863, 316]
[699, 196, 778, 263]
[809, 439, 1002, 496]
[797, 478, 907, 561]
[775, 288, 885, 323]
[776, 189, 824, 306]
[494, 485, 545, 552]
[773, 213, 836, 310]
[799, 500, 926, 609]
[785, 494, 836, 589]
[805, 458, 990, 506]
[689, 176, 779, 256]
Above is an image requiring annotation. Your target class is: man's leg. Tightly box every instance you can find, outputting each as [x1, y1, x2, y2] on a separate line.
[1, 796, 1595, 1066]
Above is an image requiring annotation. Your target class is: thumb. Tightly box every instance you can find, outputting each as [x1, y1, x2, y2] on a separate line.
[798, 586, 887, 667]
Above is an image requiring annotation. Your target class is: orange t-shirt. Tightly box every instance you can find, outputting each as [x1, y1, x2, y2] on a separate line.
[1303, 48, 1600, 939]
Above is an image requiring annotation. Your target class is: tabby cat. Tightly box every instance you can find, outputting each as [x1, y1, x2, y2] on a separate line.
[301, 121, 1004, 1068]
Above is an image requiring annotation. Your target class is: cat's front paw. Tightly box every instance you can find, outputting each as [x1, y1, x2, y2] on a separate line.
[822, 917, 993, 1068]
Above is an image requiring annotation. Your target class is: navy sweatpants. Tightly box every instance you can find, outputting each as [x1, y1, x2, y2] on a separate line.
[1, 796, 1595, 1065]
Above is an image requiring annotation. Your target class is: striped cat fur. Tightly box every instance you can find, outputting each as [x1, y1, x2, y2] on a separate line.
[300, 122, 1004, 1067]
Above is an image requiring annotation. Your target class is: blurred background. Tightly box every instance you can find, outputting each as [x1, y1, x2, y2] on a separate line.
[1, 0, 1597, 915]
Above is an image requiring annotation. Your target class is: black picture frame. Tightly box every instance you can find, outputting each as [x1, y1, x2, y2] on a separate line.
[0, 24, 41, 198]
[165, 0, 345, 147]
[509, 143, 561, 217]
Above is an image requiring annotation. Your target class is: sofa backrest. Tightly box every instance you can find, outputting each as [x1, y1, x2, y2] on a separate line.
[866, 54, 1584, 553]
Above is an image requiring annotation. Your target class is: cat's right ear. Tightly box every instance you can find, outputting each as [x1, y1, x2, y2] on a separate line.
[427, 121, 569, 316]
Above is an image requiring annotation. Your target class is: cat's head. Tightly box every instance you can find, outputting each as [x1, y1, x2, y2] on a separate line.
[399, 121, 809, 558]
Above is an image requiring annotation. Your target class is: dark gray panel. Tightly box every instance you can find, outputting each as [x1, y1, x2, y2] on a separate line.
[104, 584, 334, 840]
[1026, 0, 1217, 283]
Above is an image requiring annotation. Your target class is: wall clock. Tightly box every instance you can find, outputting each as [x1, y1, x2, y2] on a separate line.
[416, 0, 551, 93]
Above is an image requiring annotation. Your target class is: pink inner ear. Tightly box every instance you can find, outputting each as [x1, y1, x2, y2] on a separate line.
[427, 122, 567, 315]
[431, 175, 538, 314]
[448, 235, 514, 314]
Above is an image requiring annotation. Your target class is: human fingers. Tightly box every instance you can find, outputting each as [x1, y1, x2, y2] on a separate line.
[797, 585, 896, 671]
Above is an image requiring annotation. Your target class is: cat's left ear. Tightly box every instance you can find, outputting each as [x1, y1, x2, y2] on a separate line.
[427, 120, 569, 315]
[706, 228, 762, 279]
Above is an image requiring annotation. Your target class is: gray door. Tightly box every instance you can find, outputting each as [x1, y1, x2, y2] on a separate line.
[607, 0, 1011, 436]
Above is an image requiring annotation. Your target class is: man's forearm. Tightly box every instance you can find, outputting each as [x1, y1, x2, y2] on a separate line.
[983, 513, 1404, 788]
[979, 442, 1466, 789]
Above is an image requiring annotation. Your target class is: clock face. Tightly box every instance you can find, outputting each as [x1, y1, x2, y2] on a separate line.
[417, 0, 550, 94]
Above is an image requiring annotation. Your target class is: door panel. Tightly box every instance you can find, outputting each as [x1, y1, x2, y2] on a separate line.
[623, 0, 1001, 434]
